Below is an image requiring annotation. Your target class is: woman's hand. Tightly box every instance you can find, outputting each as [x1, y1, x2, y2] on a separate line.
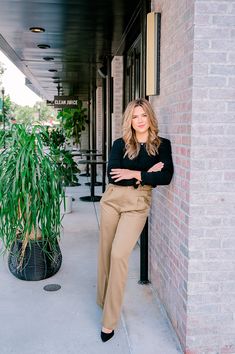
[110, 168, 141, 182]
[148, 162, 164, 173]
[110, 163, 164, 182]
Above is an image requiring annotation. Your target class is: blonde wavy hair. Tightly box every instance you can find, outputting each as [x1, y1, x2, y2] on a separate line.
[122, 98, 161, 159]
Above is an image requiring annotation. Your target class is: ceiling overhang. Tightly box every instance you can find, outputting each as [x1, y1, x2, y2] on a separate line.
[0, 0, 141, 102]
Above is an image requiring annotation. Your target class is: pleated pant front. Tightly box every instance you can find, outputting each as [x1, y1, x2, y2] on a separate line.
[97, 183, 152, 329]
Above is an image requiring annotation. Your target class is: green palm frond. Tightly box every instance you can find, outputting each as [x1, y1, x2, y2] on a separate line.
[0, 124, 64, 256]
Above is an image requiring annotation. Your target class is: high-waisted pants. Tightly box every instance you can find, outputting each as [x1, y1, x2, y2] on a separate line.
[96, 183, 152, 329]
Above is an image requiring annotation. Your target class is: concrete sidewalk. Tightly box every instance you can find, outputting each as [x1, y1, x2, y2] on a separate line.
[0, 177, 182, 354]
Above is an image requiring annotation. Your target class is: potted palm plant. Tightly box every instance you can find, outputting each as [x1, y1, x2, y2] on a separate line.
[57, 99, 87, 148]
[0, 124, 64, 281]
[41, 127, 80, 214]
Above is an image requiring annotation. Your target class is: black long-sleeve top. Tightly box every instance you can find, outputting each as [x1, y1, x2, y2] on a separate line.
[107, 137, 174, 188]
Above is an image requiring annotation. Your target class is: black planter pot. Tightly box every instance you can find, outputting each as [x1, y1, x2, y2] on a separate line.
[8, 239, 62, 281]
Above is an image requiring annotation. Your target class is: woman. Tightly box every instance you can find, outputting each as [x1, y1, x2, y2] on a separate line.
[97, 98, 173, 342]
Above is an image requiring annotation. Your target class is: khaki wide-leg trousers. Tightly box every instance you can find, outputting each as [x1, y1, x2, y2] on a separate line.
[97, 184, 152, 329]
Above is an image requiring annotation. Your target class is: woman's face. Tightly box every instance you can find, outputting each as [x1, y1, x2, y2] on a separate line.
[131, 106, 150, 136]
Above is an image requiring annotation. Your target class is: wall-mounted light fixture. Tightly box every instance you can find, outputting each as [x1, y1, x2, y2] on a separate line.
[57, 84, 61, 96]
[98, 66, 107, 79]
[48, 69, 57, 72]
[146, 12, 161, 96]
[29, 27, 45, 33]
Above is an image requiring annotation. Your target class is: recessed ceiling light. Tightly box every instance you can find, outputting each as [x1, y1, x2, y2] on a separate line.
[29, 27, 45, 33]
[43, 57, 54, 61]
[48, 69, 57, 72]
[37, 44, 50, 49]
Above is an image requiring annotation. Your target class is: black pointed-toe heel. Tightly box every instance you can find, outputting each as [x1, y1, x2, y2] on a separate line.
[101, 330, 114, 342]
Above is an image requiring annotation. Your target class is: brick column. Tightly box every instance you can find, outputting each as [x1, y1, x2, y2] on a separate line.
[80, 100, 89, 150]
[96, 86, 103, 153]
[150, 0, 194, 349]
[187, 1, 235, 353]
[150, 0, 235, 352]
[111, 56, 123, 141]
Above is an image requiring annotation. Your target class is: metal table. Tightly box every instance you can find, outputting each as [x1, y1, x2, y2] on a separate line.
[79, 159, 107, 202]
[79, 150, 99, 176]
[81, 153, 103, 186]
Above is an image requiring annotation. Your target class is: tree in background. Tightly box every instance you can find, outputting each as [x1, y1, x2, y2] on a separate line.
[33, 101, 57, 124]
[13, 105, 35, 124]
[0, 61, 6, 124]
[0, 61, 58, 128]
[57, 100, 87, 147]
[13, 101, 58, 125]
[0, 94, 15, 124]
[0, 60, 14, 125]
[0, 61, 5, 86]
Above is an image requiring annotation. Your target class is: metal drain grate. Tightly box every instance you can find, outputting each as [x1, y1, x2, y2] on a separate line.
[43, 284, 61, 292]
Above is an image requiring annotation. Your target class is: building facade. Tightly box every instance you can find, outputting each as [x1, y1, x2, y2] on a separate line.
[92, 1, 235, 352]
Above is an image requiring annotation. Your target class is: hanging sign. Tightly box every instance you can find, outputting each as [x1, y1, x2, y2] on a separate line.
[46, 100, 54, 106]
[54, 96, 79, 108]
